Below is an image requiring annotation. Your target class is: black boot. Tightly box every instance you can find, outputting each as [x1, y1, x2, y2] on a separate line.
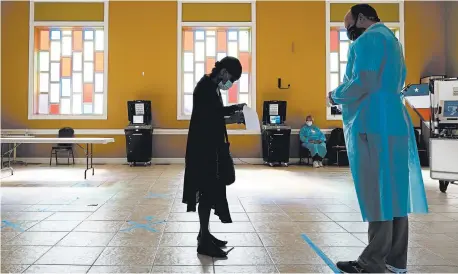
[197, 235, 229, 258]
[197, 232, 228, 247]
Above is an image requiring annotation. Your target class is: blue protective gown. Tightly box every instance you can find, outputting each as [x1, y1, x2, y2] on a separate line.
[299, 125, 327, 158]
[331, 23, 428, 222]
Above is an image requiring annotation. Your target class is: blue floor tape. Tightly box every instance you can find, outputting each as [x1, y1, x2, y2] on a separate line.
[301, 233, 341, 273]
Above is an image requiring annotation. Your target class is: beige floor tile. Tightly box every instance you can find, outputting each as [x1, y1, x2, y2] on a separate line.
[1, 220, 39, 232]
[1, 264, 30, 274]
[407, 266, 458, 273]
[88, 265, 152, 273]
[214, 265, 277, 273]
[410, 233, 458, 248]
[165, 222, 200, 233]
[94, 246, 156, 266]
[0, 246, 51, 264]
[8, 212, 53, 221]
[108, 229, 162, 247]
[86, 210, 132, 221]
[407, 247, 456, 266]
[336, 222, 368, 233]
[1, 231, 21, 242]
[287, 213, 332, 222]
[46, 212, 92, 221]
[36, 246, 104, 265]
[58, 232, 115, 247]
[428, 205, 458, 213]
[409, 213, 456, 222]
[427, 247, 458, 265]
[247, 213, 291, 222]
[441, 213, 458, 220]
[320, 246, 365, 262]
[210, 222, 256, 233]
[24, 265, 90, 273]
[266, 246, 323, 265]
[6, 231, 68, 246]
[160, 232, 261, 247]
[151, 265, 214, 273]
[277, 264, 333, 273]
[258, 233, 307, 247]
[296, 222, 347, 233]
[214, 247, 273, 265]
[323, 213, 363, 222]
[74, 220, 124, 232]
[210, 213, 249, 222]
[154, 247, 213, 265]
[252, 222, 299, 233]
[27, 220, 81, 232]
[316, 205, 357, 213]
[278, 205, 319, 213]
[243, 205, 283, 213]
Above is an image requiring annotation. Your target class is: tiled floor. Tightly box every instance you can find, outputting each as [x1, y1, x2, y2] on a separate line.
[1, 164, 458, 273]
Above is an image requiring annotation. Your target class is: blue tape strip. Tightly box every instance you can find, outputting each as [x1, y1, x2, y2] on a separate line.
[301, 233, 341, 273]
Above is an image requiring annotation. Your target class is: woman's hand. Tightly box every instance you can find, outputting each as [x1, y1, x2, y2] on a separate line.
[236, 103, 247, 111]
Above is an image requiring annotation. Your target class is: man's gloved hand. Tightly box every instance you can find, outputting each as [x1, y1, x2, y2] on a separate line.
[328, 92, 337, 106]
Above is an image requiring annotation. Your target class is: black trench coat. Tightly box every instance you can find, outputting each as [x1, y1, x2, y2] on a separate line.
[182, 75, 238, 223]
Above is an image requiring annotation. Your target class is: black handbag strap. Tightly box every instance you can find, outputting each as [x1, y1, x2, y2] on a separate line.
[223, 126, 229, 144]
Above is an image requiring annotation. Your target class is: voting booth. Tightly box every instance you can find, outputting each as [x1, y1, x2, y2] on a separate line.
[124, 100, 153, 166]
[261, 100, 291, 167]
[403, 79, 458, 193]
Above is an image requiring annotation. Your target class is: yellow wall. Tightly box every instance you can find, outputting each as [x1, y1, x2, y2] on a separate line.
[0, 1, 452, 157]
[446, 1, 458, 77]
[404, 1, 447, 126]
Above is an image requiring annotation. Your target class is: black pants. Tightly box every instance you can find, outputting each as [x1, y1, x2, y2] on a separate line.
[312, 154, 323, 161]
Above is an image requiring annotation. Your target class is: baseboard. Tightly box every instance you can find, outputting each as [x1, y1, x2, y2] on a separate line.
[14, 157, 301, 165]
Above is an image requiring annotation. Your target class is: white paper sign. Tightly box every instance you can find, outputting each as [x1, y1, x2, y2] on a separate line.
[135, 103, 145, 115]
[242, 106, 261, 132]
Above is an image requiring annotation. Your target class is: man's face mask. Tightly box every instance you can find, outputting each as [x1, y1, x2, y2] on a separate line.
[346, 23, 365, 41]
[306, 121, 313, 126]
[218, 80, 233, 90]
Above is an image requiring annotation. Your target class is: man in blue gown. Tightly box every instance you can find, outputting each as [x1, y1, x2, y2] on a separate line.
[328, 4, 428, 273]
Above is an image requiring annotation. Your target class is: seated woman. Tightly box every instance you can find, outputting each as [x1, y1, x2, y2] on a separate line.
[299, 115, 327, 168]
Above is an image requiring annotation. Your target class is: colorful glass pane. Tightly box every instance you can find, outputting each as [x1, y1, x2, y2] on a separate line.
[95, 30, 104, 51]
[330, 52, 339, 72]
[39, 94, 49, 114]
[183, 31, 194, 51]
[83, 83, 93, 103]
[40, 30, 50, 50]
[239, 52, 250, 73]
[95, 52, 104, 72]
[50, 104, 59, 114]
[195, 41, 205, 62]
[83, 104, 93, 114]
[217, 31, 227, 51]
[39, 52, 50, 72]
[206, 57, 215, 74]
[84, 30, 94, 40]
[228, 83, 238, 104]
[50, 83, 60, 103]
[228, 42, 238, 58]
[184, 53, 194, 72]
[73, 52, 83, 71]
[95, 73, 104, 93]
[339, 41, 349, 62]
[83, 62, 94, 83]
[73, 31, 83, 51]
[62, 79, 71, 97]
[61, 57, 71, 77]
[62, 36, 72, 56]
[73, 94, 82, 114]
[330, 30, 339, 52]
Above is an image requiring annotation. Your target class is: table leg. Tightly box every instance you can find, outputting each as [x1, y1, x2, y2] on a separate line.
[84, 143, 95, 180]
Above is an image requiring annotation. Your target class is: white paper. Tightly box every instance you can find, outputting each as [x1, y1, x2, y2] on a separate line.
[135, 103, 145, 115]
[133, 115, 144, 124]
[269, 104, 278, 115]
[242, 106, 261, 132]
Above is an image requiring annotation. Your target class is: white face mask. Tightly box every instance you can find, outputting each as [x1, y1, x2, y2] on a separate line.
[218, 80, 233, 90]
[306, 121, 313, 126]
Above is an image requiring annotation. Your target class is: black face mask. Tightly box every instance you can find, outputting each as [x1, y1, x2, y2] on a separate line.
[346, 24, 365, 41]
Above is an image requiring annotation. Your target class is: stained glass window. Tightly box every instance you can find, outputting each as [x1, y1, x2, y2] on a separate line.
[181, 27, 252, 116]
[33, 26, 105, 116]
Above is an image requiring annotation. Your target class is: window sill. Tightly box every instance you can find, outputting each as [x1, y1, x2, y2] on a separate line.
[28, 114, 108, 120]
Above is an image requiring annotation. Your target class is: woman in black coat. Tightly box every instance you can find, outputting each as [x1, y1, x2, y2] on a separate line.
[182, 56, 245, 258]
